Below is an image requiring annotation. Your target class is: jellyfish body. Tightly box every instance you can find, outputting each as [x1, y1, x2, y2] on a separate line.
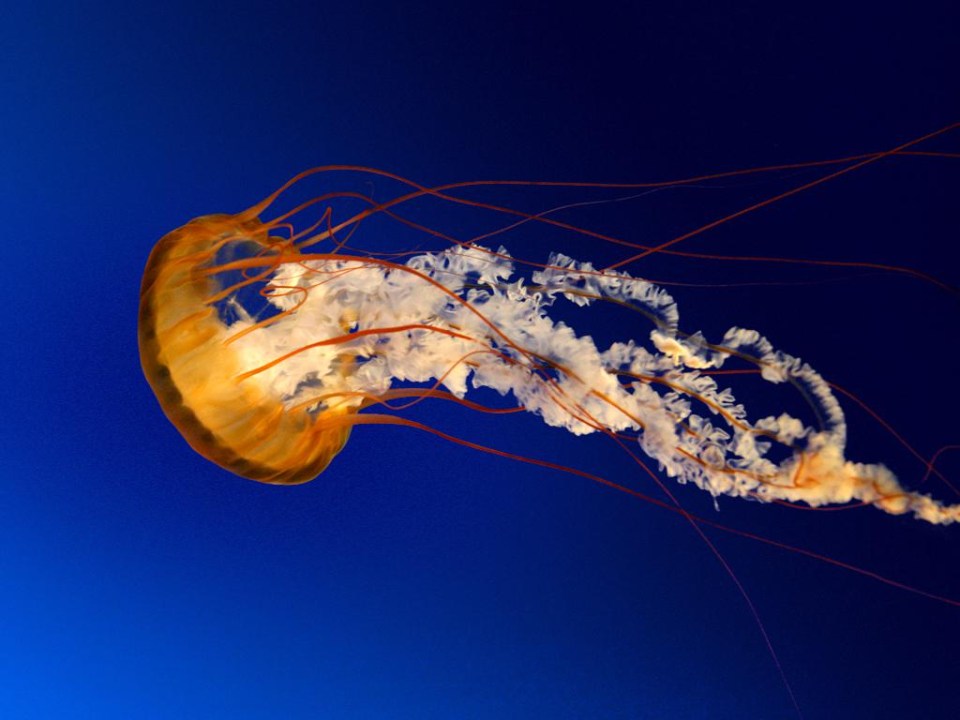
[139, 214, 353, 484]
[138, 168, 958, 524]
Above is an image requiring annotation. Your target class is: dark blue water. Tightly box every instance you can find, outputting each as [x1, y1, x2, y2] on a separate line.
[3, 3, 957, 718]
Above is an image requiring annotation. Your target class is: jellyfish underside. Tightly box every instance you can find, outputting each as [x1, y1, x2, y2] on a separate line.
[137, 166, 958, 526]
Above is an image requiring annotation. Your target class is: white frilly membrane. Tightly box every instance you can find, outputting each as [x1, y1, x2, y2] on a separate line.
[228, 244, 957, 525]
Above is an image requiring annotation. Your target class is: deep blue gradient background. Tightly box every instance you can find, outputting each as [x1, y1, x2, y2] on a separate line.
[2, 2, 958, 718]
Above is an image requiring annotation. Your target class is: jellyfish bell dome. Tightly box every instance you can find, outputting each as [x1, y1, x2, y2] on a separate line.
[138, 213, 353, 485]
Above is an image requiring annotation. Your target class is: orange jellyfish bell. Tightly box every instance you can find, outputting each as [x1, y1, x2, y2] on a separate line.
[138, 212, 353, 485]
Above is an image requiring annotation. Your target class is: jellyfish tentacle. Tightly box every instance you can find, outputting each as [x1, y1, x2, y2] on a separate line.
[195, 231, 959, 524]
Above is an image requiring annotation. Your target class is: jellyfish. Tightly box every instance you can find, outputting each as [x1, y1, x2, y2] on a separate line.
[138, 151, 958, 527]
